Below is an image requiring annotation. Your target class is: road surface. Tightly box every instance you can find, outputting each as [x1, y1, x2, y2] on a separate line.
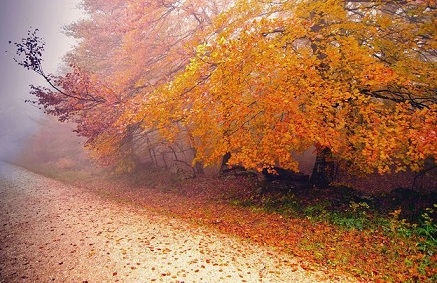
[0, 162, 349, 282]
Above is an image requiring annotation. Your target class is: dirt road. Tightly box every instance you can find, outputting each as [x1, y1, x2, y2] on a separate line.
[0, 162, 349, 282]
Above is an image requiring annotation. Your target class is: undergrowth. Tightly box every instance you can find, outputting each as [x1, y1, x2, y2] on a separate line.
[230, 187, 437, 282]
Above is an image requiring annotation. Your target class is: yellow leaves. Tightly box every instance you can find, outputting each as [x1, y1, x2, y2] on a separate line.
[344, 101, 437, 174]
[217, 36, 227, 46]
[68, 0, 437, 174]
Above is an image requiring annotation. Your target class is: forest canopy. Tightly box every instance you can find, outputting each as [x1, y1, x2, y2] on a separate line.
[15, 0, 437, 177]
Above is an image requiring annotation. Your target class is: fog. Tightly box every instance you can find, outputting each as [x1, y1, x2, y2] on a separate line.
[0, 0, 83, 162]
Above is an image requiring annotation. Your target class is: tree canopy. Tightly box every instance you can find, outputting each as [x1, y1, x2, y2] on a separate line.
[15, 0, 437, 176]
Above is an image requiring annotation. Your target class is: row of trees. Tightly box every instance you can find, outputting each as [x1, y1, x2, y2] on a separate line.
[15, 0, 437, 185]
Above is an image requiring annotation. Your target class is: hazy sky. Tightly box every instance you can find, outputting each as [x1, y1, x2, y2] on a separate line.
[0, 0, 84, 160]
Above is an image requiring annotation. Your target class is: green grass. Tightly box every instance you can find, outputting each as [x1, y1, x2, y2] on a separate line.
[229, 189, 437, 250]
[229, 189, 437, 281]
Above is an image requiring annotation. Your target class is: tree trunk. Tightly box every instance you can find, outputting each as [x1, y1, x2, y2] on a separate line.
[310, 148, 336, 188]
[219, 152, 232, 175]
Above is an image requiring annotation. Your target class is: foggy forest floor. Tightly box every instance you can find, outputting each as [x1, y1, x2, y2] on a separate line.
[3, 162, 437, 282]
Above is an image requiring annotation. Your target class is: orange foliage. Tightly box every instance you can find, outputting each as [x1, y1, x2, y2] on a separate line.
[20, 0, 437, 173]
[134, 0, 437, 173]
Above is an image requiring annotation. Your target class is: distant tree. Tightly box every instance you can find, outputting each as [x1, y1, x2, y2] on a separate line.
[14, 28, 135, 170]
[14, 0, 231, 173]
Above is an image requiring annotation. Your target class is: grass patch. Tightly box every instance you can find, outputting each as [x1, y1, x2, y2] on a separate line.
[229, 183, 437, 282]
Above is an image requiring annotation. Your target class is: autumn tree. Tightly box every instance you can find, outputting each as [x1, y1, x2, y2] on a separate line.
[68, 0, 232, 173]
[131, 0, 437, 185]
[16, 0, 233, 173]
[16, 0, 437, 185]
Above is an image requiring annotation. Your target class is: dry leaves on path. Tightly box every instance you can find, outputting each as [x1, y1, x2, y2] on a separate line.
[0, 162, 352, 282]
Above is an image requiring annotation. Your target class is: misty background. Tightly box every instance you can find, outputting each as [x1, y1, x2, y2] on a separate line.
[0, 0, 84, 162]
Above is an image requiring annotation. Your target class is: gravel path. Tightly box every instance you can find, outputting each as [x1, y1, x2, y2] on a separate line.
[0, 162, 350, 282]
